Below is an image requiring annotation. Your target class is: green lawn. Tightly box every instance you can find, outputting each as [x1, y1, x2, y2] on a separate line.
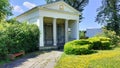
[55, 47, 120, 68]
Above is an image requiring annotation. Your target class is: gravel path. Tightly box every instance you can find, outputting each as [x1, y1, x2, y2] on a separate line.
[0, 50, 63, 68]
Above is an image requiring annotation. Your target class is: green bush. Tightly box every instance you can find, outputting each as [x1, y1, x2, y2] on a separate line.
[98, 37, 110, 41]
[101, 41, 110, 49]
[0, 23, 39, 60]
[89, 38, 101, 50]
[64, 37, 111, 55]
[0, 32, 8, 60]
[64, 40, 92, 55]
[88, 37, 110, 50]
[96, 29, 120, 47]
[79, 31, 88, 39]
[72, 40, 91, 45]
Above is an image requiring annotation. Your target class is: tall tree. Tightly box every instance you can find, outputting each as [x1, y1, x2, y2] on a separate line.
[0, 0, 12, 22]
[45, 0, 89, 20]
[96, 0, 120, 34]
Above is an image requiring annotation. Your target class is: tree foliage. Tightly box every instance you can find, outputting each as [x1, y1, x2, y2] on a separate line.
[0, 23, 39, 60]
[45, 0, 89, 19]
[96, 0, 120, 34]
[0, 0, 12, 21]
[7, 18, 20, 24]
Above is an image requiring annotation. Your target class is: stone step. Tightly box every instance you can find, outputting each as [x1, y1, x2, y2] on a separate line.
[39, 46, 58, 50]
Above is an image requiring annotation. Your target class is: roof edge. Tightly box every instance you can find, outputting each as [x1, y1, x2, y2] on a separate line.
[16, 1, 80, 18]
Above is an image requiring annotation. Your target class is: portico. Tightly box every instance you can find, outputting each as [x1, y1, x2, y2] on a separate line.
[16, 1, 80, 49]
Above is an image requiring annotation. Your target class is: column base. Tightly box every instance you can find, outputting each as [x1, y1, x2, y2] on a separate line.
[53, 44, 57, 46]
[39, 46, 58, 50]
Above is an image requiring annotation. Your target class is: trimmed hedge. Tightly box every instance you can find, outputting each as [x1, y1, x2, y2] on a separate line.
[64, 40, 93, 55]
[88, 37, 110, 50]
[0, 23, 39, 60]
[101, 41, 110, 49]
[64, 37, 111, 55]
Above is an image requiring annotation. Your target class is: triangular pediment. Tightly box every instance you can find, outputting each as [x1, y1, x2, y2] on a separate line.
[41, 1, 79, 14]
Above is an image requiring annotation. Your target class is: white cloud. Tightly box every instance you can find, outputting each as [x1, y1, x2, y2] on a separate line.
[23, 1, 36, 9]
[13, 5, 24, 13]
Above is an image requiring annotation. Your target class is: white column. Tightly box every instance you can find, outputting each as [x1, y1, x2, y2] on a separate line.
[37, 16, 44, 48]
[76, 20, 79, 40]
[70, 20, 79, 40]
[65, 19, 68, 42]
[53, 18, 57, 46]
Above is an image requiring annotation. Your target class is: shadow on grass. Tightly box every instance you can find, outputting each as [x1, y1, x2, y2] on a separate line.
[86, 50, 98, 55]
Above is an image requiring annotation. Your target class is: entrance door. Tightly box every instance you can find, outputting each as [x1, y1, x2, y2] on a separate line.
[44, 24, 53, 46]
[57, 23, 65, 45]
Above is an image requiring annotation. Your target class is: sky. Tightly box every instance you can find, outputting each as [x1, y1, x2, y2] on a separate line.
[80, 0, 102, 30]
[9, 0, 102, 30]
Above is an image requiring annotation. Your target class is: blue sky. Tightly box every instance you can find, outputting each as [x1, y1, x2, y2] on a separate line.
[10, 0, 102, 30]
[80, 0, 102, 30]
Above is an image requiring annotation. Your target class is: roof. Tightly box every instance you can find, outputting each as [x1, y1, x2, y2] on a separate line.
[16, 1, 80, 18]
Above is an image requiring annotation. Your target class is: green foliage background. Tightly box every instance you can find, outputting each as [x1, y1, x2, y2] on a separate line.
[0, 23, 39, 60]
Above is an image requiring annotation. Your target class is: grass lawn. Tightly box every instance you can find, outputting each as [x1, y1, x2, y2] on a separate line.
[55, 47, 120, 68]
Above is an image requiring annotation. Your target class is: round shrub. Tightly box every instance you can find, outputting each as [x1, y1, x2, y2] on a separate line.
[88, 37, 102, 50]
[101, 41, 110, 49]
[88, 37, 110, 50]
[98, 37, 110, 41]
[64, 40, 92, 55]
[72, 39, 90, 45]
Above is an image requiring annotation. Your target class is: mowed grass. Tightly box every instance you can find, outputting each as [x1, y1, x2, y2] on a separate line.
[55, 47, 120, 68]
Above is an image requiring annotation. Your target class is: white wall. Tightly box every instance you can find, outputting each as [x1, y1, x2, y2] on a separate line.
[68, 20, 79, 41]
[86, 28, 102, 38]
[16, 10, 39, 24]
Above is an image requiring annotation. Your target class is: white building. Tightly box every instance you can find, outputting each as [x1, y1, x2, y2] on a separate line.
[16, 1, 80, 49]
[86, 28, 102, 38]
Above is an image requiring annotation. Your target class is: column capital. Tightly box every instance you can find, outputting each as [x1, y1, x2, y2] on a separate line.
[38, 16, 44, 18]
[53, 17, 58, 19]
[65, 19, 69, 21]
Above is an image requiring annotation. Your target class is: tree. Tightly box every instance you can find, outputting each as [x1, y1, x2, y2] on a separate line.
[45, 0, 89, 20]
[96, 0, 120, 34]
[7, 18, 20, 24]
[0, 0, 12, 22]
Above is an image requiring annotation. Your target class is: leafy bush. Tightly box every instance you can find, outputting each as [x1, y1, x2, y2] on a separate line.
[79, 31, 88, 39]
[64, 36, 111, 55]
[72, 40, 90, 45]
[64, 40, 92, 55]
[88, 37, 110, 50]
[0, 32, 8, 60]
[96, 29, 120, 47]
[101, 41, 110, 49]
[89, 37, 101, 50]
[0, 23, 39, 60]
[98, 37, 110, 41]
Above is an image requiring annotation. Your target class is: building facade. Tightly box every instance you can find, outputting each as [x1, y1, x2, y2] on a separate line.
[16, 1, 80, 49]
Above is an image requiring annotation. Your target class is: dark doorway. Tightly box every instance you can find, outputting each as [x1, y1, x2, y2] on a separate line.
[57, 23, 65, 45]
[44, 23, 53, 46]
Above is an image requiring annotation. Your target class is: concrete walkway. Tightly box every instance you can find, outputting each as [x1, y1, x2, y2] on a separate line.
[1, 50, 63, 68]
